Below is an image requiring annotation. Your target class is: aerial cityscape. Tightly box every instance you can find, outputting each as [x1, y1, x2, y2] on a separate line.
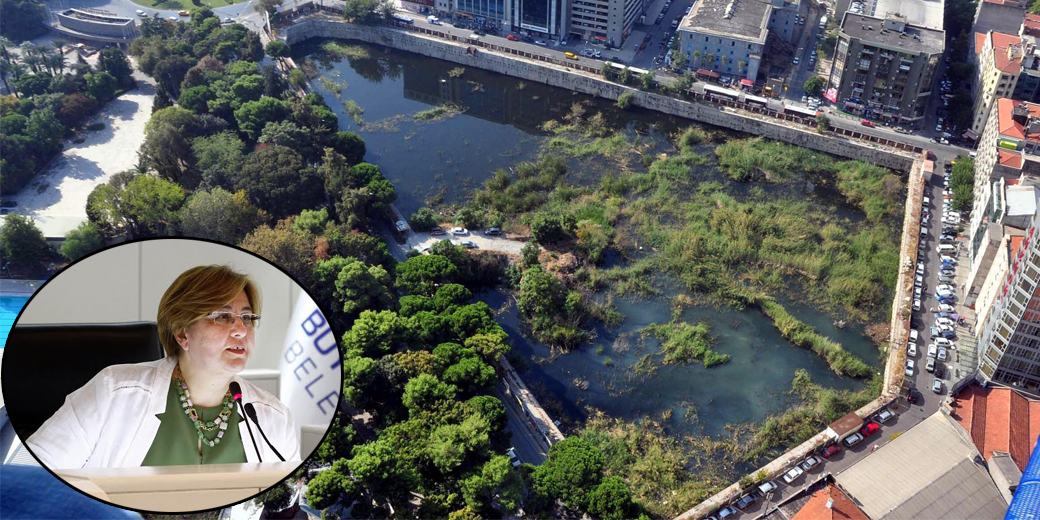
[1, 0, 1040, 517]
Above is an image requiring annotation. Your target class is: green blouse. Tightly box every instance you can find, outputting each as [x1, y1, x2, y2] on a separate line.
[141, 378, 247, 466]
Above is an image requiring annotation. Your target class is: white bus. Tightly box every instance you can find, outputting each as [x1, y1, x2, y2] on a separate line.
[742, 94, 769, 108]
[703, 84, 740, 102]
[783, 105, 819, 119]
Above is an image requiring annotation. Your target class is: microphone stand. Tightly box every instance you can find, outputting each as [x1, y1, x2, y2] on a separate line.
[230, 382, 262, 463]
[245, 403, 285, 462]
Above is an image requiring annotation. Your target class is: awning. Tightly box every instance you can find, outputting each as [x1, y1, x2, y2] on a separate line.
[593, 35, 607, 41]
[696, 68, 719, 78]
[964, 129, 980, 140]
[740, 79, 754, 86]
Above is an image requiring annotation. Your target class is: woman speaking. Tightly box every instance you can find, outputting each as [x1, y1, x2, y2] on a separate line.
[26, 265, 300, 468]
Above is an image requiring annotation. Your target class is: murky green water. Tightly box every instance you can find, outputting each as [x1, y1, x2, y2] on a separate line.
[298, 40, 881, 439]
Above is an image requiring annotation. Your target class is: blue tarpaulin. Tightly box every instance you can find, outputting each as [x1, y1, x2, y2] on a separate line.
[1006, 432, 1040, 519]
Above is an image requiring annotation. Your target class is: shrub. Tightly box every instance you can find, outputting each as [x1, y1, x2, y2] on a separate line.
[616, 92, 634, 110]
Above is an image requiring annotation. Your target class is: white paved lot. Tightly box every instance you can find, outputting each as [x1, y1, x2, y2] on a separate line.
[5, 75, 154, 238]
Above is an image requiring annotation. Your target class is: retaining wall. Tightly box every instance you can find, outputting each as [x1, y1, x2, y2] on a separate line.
[282, 18, 916, 172]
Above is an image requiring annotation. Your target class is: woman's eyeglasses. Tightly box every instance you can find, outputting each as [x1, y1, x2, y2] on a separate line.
[204, 311, 261, 329]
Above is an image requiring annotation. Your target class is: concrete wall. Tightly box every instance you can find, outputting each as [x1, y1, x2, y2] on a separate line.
[281, 18, 916, 171]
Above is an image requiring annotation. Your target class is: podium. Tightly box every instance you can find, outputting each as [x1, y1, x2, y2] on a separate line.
[55, 461, 299, 511]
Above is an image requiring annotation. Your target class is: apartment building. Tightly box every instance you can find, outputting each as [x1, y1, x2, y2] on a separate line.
[973, 202, 1040, 396]
[677, 0, 772, 80]
[826, 13, 943, 126]
[972, 0, 1028, 55]
[971, 32, 1027, 135]
[766, 0, 807, 45]
[569, 0, 642, 48]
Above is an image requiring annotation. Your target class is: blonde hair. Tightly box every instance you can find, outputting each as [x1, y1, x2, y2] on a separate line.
[157, 265, 262, 357]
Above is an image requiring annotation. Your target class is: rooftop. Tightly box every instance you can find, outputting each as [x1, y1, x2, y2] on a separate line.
[872, 0, 944, 30]
[835, 412, 1008, 520]
[999, 149, 1025, 168]
[680, 0, 772, 44]
[996, 97, 1040, 142]
[1025, 14, 1040, 37]
[841, 13, 945, 55]
[975, 0, 1028, 38]
[789, 483, 869, 520]
[952, 383, 1040, 472]
[991, 32, 1024, 73]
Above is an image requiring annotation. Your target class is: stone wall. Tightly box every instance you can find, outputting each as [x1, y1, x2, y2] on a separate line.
[282, 18, 917, 171]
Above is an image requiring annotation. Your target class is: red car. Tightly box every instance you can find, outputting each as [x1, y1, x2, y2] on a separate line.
[821, 444, 843, 459]
[506, 34, 519, 41]
[860, 119, 875, 128]
[860, 421, 880, 437]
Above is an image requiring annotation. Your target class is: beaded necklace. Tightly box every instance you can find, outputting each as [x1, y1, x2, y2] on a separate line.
[173, 364, 235, 462]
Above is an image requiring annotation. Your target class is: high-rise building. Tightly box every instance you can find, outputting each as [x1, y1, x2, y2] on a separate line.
[512, 0, 568, 38]
[826, 13, 943, 126]
[569, 0, 642, 48]
[973, 205, 1040, 396]
[677, 0, 770, 80]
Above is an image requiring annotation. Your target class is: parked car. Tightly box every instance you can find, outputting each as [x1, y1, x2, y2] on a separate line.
[932, 378, 944, 394]
[451, 227, 468, 235]
[136, 9, 147, 16]
[938, 347, 948, 362]
[935, 362, 945, 378]
[905, 359, 915, 376]
[735, 492, 759, 510]
[507, 34, 519, 41]
[802, 455, 822, 471]
[861, 119, 875, 128]
[178, 9, 190, 16]
[935, 337, 953, 348]
[758, 480, 778, 494]
[876, 408, 895, 423]
[782, 466, 805, 484]
[718, 506, 737, 519]
[913, 299, 921, 311]
[484, 227, 502, 235]
[506, 447, 521, 467]
[394, 220, 408, 232]
[937, 303, 955, 313]
[907, 342, 917, 357]
[910, 329, 919, 342]
[821, 444, 843, 458]
[860, 421, 880, 437]
[534, 39, 547, 46]
[459, 240, 478, 249]
[843, 432, 865, 447]
[430, 226, 446, 236]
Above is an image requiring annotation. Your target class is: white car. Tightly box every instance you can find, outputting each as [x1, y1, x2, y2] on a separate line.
[913, 299, 921, 311]
[801, 455, 822, 471]
[394, 220, 408, 232]
[907, 342, 917, 357]
[932, 378, 944, 393]
[937, 304, 955, 313]
[935, 124, 943, 132]
[934, 337, 953, 348]
[916, 262, 925, 275]
[937, 347, 948, 362]
[782, 465, 805, 484]
[915, 275, 924, 288]
[169, 15, 178, 21]
[793, 57, 800, 65]
[910, 329, 919, 342]
[936, 284, 955, 293]
[935, 317, 955, 327]
[876, 409, 895, 423]
[927, 344, 938, 358]
[136, 9, 147, 16]
[451, 227, 468, 235]
[534, 39, 547, 46]
[905, 359, 915, 376]
[758, 480, 778, 494]
[506, 447, 521, 467]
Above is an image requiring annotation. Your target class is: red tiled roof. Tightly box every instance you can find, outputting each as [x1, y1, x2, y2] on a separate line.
[992, 32, 1024, 73]
[999, 149, 1024, 168]
[791, 483, 869, 520]
[1026, 14, 1040, 36]
[953, 383, 1040, 471]
[977, 33, 988, 55]
[990, 32, 1023, 73]
[1012, 236, 1025, 259]
[997, 98, 1040, 141]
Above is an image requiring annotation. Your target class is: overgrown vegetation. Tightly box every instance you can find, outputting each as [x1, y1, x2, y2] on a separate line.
[639, 321, 730, 367]
[950, 155, 973, 212]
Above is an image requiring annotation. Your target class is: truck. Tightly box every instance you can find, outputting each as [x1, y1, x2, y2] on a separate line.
[426, 15, 440, 24]
[819, 15, 828, 30]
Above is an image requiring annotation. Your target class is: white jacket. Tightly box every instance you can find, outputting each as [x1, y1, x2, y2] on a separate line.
[26, 356, 300, 469]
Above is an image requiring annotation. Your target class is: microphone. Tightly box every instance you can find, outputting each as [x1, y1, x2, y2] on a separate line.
[244, 403, 286, 462]
[229, 381, 262, 462]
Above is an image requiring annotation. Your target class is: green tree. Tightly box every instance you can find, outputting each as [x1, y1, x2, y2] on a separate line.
[312, 256, 394, 319]
[313, 416, 356, 464]
[239, 218, 317, 287]
[234, 96, 291, 141]
[443, 356, 496, 394]
[531, 437, 605, 509]
[639, 70, 655, 90]
[86, 173, 185, 238]
[60, 221, 104, 261]
[587, 476, 637, 520]
[233, 144, 324, 219]
[328, 131, 367, 165]
[427, 413, 490, 473]
[179, 188, 266, 245]
[306, 459, 359, 509]
[616, 92, 634, 109]
[192, 131, 245, 190]
[531, 212, 576, 244]
[804, 76, 825, 95]
[341, 310, 402, 357]
[395, 254, 459, 295]
[342, 355, 378, 405]
[401, 373, 457, 413]
[464, 332, 510, 362]
[179, 85, 214, 114]
[408, 207, 438, 231]
[97, 48, 134, 89]
[0, 0, 48, 42]
[256, 481, 293, 511]
[14, 72, 50, 96]
[265, 40, 290, 59]
[0, 213, 50, 264]
[342, 0, 381, 24]
[461, 455, 523, 513]
[521, 241, 540, 267]
[465, 395, 507, 432]
[815, 114, 830, 134]
[518, 266, 563, 329]
[254, 0, 284, 15]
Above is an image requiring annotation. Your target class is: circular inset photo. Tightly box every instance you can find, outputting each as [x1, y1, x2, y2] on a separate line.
[1, 238, 342, 514]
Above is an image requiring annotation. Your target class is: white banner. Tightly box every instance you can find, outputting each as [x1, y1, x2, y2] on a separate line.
[279, 293, 340, 428]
